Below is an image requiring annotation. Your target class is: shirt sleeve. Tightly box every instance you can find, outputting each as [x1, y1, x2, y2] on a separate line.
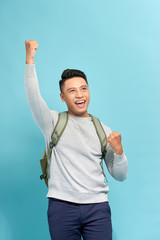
[101, 122, 128, 181]
[104, 146, 128, 181]
[24, 64, 54, 136]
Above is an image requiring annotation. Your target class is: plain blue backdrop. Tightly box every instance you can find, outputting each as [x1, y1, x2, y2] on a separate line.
[0, 0, 160, 239]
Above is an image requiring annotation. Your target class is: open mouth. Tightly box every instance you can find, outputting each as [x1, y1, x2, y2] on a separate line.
[75, 100, 86, 108]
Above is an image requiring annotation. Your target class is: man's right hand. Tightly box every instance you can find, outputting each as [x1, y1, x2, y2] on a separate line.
[25, 40, 39, 64]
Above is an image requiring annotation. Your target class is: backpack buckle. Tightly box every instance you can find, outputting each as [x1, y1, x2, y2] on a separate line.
[49, 142, 55, 149]
[40, 173, 47, 180]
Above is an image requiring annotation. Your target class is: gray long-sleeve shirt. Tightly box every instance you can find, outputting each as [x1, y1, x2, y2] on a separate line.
[24, 64, 128, 203]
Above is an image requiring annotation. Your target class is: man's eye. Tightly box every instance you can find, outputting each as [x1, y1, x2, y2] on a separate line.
[70, 89, 75, 92]
[82, 88, 87, 91]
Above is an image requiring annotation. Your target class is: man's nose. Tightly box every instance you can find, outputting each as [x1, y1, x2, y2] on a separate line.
[75, 90, 83, 98]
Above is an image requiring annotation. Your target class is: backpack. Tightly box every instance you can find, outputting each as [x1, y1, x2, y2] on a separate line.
[40, 111, 108, 187]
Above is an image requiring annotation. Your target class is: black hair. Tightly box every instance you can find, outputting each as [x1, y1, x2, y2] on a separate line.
[59, 69, 88, 92]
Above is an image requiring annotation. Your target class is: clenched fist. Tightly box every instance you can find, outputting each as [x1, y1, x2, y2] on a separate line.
[25, 40, 39, 64]
[107, 131, 123, 155]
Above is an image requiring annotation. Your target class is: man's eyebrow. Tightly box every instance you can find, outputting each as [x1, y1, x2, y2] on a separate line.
[67, 87, 76, 92]
[81, 85, 88, 88]
[67, 85, 88, 92]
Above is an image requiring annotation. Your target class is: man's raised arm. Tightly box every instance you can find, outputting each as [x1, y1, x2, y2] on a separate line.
[24, 40, 53, 135]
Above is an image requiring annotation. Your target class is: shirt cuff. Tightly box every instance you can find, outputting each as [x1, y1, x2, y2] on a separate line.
[113, 152, 127, 165]
[24, 63, 36, 76]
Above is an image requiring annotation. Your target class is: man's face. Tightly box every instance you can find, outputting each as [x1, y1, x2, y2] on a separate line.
[60, 77, 90, 117]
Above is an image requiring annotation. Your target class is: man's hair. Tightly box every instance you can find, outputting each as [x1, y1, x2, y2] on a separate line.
[59, 69, 88, 93]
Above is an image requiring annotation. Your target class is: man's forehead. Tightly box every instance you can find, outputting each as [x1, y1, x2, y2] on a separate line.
[64, 77, 87, 88]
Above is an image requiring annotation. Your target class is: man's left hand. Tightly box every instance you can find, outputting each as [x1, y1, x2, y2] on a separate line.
[107, 131, 123, 155]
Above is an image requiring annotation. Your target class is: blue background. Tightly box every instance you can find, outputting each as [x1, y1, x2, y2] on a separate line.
[1, 0, 160, 239]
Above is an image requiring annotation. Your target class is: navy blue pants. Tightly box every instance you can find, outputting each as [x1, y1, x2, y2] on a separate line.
[47, 198, 112, 240]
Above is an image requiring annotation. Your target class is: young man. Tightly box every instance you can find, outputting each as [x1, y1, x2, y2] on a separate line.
[24, 40, 128, 240]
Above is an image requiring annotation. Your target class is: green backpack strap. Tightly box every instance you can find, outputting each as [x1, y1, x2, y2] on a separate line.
[40, 111, 69, 187]
[47, 111, 69, 160]
[90, 114, 108, 182]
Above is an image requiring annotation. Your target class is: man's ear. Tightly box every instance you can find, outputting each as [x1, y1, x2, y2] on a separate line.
[60, 93, 65, 102]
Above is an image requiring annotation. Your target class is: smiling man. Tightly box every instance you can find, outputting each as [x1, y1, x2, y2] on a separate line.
[59, 71, 90, 117]
[24, 40, 128, 240]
